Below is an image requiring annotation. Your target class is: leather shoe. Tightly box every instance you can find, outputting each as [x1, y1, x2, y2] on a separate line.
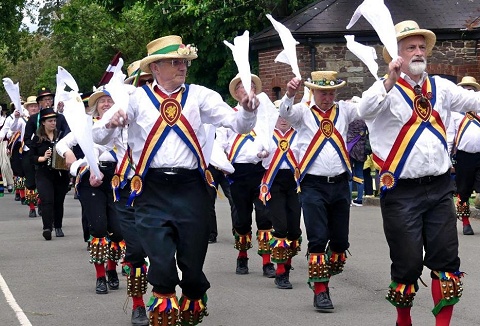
[236, 257, 249, 275]
[37, 205, 42, 216]
[14, 193, 20, 201]
[274, 273, 293, 289]
[96, 276, 108, 294]
[28, 209, 37, 218]
[262, 262, 276, 278]
[314, 291, 334, 312]
[463, 224, 474, 235]
[131, 306, 149, 326]
[208, 233, 217, 243]
[42, 229, 52, 241]
[106, 270, 119, 290]
[55, 228, 64, 237]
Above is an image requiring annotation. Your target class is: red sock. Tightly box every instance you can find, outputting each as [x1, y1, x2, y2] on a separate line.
[19, 189, 25, 198]
[132, 295, 145, 310]
[94, 263, 106, 278]
[107, 259, 117, 271]
[262, 254, 270, 265]
[15, 189, 19, 195]
[432, 278, 454, 326]
[286, 258, 292, 266]
[313, 282, 328, 295]
[237, 251, 248, 259]
[29, 202, 35, 209]
[462, 216, 470, 226]
[276, 263, 286, 275]
[396, 307, 412, 326]
[37, 198, 41, 205]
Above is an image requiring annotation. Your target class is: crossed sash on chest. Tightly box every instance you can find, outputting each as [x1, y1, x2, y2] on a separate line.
[126, 84, 214, 206]
[227, 129, 256, 163]
[453, 111, 480, 154]
[259, 128, 299, 204]
[373, 76, 447, 193]
[297, 103, 351, 187]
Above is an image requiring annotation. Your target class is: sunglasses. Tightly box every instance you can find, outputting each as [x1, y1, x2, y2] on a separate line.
[413, 85, 428, 109]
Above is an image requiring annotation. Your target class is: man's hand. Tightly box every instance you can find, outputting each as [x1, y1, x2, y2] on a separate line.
[106, 109, 128, 128]
[64, 150, 77, 168]
[89, 171, 104, 187]
[257, 150, 269, 159]
[13, 110, 20, 118]
[240, 90, 260, 113]
[57, 101, 64, 113]
[384, 57, 404, 92]
[286, 78, 301, 99]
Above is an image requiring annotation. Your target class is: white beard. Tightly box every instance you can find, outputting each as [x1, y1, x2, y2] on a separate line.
[409, 61, 426, 75]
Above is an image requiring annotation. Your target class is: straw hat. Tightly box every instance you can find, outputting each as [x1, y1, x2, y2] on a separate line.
[457, 76, 480, 91]
[36, 87, 54, 103]
[139, 35, 198, 74]
[383, 20, 436, 63]
[304, 71, 346, 90]
[88, 86, 112, 108]
[24, 96, 38, 107]
[124, 60, 152, 84]
[228, 74, 262, 102]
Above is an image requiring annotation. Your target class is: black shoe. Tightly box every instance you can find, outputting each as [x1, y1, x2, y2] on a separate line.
[131, 306, 149, 326]
[7, 185, 13, 193]
[106, 270, 119, 290]
[37, 205, 42, 216]
[14, 193, 20, 201]
[314, 291, 334, 312]
[28, 209, 36, 218]
[21, 198, 26, 205]
[96, 276, 108, 294]
[236, 257, 249, 275]
[42, 229, 52, 241]
[262, 262, 276, 278]
[208, 234, 217, 244]
[55, 228, 64, 237]
[463, 224, 474, 235]
[274, 273, 293, 289]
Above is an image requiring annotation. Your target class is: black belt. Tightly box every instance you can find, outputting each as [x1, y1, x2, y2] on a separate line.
[308, 172, 348, 184]
[150, 167, 198, 176]
[99, 161, 117, 168]
[397, 172, 449, 185]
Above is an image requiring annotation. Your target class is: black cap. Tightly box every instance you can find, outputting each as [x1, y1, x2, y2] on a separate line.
[39, 107, 57, 121]
[36, 87, 55, 103]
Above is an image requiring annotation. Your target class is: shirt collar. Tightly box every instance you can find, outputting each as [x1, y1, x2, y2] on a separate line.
[152, 80, 185, 96]
[400, 71, 428, 87]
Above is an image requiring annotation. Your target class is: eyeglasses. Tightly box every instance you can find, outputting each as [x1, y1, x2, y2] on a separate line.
[413, 85, 428, 108]
[39, 96, 54, 102]
[158, 59, 191, 67]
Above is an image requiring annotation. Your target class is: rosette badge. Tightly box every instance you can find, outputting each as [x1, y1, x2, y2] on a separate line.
[177, 44, 198, 56]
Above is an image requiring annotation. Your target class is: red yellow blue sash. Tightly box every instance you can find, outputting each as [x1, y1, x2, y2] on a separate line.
[376, 76, 446, 193]
[7, 131, 21, 148]
[453, 112, 480, 153]
[111, 146, 132, 202]
[127, 84, 214, 206]
[298, 103, 351, 184]
[227, 130, 256, 163]
[259, 128, 299, 204]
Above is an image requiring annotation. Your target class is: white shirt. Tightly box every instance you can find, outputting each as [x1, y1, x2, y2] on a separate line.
[93, 81, 257, 170]
[280, 96, 359, 177]
[358, 72, 480, 178]
[447, 111, 480, 154]
[262, 126, 299, 170]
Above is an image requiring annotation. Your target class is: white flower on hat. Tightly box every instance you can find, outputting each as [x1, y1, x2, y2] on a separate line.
[177, 44, 198, 56]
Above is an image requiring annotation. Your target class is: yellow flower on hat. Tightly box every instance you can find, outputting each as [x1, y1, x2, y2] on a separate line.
[177, 44, 198, 56]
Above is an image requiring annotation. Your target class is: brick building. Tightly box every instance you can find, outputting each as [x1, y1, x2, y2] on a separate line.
[252, 0, 480, 101]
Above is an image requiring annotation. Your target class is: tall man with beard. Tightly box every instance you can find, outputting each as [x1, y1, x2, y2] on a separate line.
[357, 21, 480, 326]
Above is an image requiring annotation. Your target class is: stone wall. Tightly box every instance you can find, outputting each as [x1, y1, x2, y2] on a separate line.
[258, 39, 480, 102]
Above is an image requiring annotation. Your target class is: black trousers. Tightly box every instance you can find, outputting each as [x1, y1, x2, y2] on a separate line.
[381, 173, 460, 284]
[229, 162, 272, 235]
[115, 180, 147, 267]
[22, 150, 36, 190]
[77, 167, 123, 242]
[35, 166, 70, 230]
[10, 142, 24, 177]
[268, 169, 302, 240]
[300, 173, 350, 253]
[135, 169, 210, 299]
[455, 150, 480, 203]
[206, 165, 237, 237]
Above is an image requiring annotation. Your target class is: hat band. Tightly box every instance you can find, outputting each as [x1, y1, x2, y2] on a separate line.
[42, 113, 56, 119]
[150, 44, 180, 56]
[311, 79, 343, 87]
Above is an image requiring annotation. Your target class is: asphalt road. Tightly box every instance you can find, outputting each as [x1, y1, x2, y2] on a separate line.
[0, 190, 479, 326]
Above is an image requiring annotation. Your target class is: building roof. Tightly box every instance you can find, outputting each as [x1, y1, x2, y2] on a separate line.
[252, 0, 480, 49]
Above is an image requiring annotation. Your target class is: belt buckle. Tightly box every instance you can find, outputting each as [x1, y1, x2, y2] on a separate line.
[327, 176, 335, 183]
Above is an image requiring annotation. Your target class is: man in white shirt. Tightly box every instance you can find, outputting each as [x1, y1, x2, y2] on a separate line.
[358, 21, 480, 326]
[95, 35, 259, 326]
[281, 70, 359, 312]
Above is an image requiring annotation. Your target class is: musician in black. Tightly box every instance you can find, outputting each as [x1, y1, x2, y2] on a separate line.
[30, 108, 70, 240]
